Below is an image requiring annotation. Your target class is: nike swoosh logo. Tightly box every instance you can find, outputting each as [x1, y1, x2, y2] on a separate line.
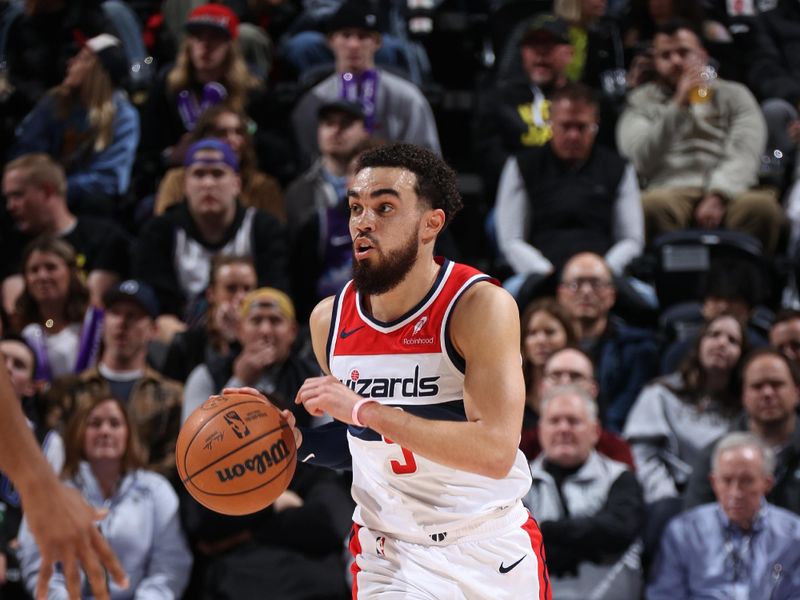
[340, 325, 365, 339]
[499, 555, 526, 574]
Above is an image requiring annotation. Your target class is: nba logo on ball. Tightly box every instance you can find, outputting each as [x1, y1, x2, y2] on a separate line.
[223, 410, 250, 438]
[176, 392, 297, 515]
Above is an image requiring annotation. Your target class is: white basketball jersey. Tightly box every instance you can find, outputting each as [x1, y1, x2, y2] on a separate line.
[327, 258, 532, 542]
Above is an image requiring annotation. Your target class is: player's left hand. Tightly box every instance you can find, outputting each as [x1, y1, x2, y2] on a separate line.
[295, 375, 361, 424]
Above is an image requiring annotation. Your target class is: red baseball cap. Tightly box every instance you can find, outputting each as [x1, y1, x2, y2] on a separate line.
[185, 4, 239, 40]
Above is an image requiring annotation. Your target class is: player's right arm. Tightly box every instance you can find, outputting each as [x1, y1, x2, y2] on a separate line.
[0, 365, 127, 600]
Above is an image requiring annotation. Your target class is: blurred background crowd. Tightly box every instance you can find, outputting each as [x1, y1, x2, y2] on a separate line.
[3, 0, 800, 598]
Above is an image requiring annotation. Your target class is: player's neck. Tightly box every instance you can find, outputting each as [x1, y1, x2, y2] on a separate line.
[365, 256, 440, 322]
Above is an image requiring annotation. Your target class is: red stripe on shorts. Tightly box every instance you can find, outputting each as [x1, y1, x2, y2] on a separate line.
[522, 515, 552, 600]
[348, 523, 363, 599]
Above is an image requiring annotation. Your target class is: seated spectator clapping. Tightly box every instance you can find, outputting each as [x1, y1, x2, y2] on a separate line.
[162, 255, 257, 384]
[182, 287, 316, 428]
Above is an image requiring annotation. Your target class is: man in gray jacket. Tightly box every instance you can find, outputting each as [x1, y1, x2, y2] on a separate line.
[525, 384, 644, 599]
[291, 2, 440, 166]
[616, 20, 784, 253]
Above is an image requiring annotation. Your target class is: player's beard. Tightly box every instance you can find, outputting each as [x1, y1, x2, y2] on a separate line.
[352, 230, 418, 296]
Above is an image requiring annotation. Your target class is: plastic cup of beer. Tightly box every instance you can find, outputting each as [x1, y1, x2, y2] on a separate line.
[689, 65, 717, 105]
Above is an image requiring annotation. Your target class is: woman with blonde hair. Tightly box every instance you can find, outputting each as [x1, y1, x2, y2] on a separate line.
[140, 4, 272, 179]
[154, 104, 284, 220]
[12, 235, 103, 382]
[17, 386, 192, 599]
[10, 34, 140, 217]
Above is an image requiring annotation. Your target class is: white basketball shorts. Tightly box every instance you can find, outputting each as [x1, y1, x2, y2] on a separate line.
[347, 503, 551, 599]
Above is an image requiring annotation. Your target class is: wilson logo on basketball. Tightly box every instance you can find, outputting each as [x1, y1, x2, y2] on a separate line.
[215, 439, 291, 483]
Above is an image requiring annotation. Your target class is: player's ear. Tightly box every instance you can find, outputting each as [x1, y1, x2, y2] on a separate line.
[421, 208, 445, 242]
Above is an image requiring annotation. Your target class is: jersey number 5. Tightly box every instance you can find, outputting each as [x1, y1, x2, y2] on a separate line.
[384, 437, 417, 474]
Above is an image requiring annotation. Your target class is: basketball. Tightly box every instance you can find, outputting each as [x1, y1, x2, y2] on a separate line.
[176, 392, 297, 516]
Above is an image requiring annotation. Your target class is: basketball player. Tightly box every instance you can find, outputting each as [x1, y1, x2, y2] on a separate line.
[234, 143, 550, 598]
[0, 363, 127, 600]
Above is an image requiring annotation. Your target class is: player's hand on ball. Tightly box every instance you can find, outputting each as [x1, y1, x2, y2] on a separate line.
[223, 387, 303, 449]
[280, 408, 303, 449]
[221, 386, 265, 400]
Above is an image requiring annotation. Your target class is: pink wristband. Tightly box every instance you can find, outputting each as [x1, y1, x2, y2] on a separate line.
[352, 398, 376, 427]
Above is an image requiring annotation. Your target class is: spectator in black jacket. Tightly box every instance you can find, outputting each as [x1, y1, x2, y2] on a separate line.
[495, 83, 643, 293]
[180, 460, 353, 600]
[132, 139, 288, 342]
[180, 286, 315, 426]
[556, 252, 659, 432]
[473, 14, 574, 198]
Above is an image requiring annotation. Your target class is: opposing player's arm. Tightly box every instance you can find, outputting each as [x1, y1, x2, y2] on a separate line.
[0, 364, 127, 600]
[297, 282, 525, 479]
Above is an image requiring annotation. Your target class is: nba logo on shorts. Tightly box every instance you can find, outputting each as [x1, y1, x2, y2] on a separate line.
[223, 410, 251, 439]
[375, 536, 386, 557]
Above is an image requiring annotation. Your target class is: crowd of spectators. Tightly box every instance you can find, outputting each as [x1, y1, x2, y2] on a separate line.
[3, 0, 800, 598]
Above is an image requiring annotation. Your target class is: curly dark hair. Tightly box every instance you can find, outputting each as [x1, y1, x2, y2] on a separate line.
[355, 143, 464, 227]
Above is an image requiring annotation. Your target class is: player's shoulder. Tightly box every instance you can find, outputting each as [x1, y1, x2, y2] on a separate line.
[310, 295, 336, 334]
[452, 279, 518, 325]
